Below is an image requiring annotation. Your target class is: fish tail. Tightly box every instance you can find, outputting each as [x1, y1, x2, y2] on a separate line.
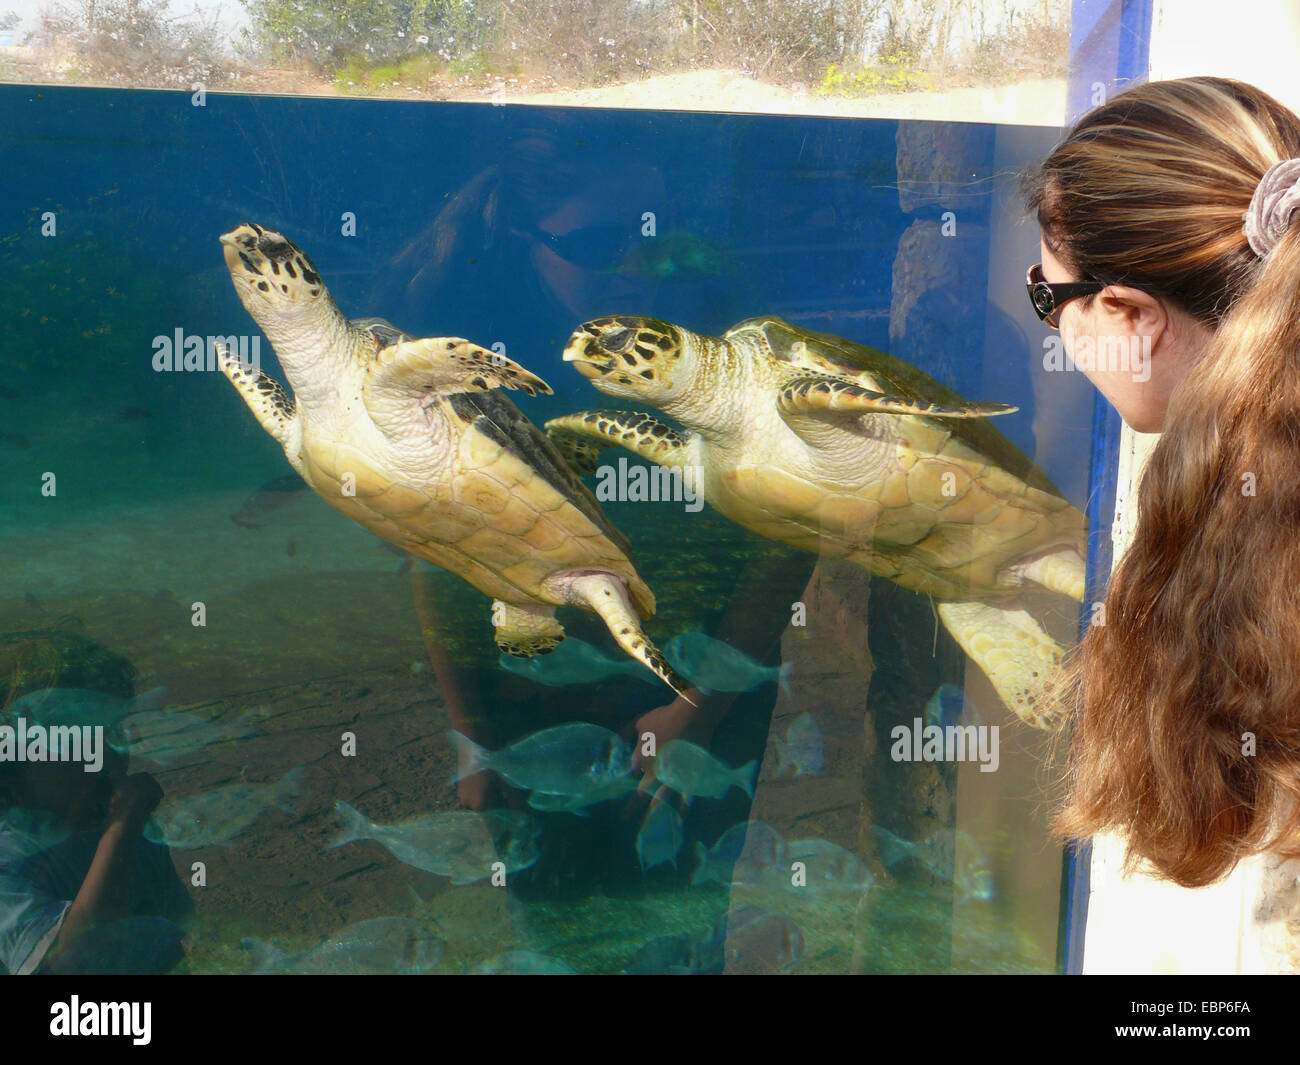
[777, 661, 794, 698]
[330, 800, 372, 848]
[771, 738, 788, 777]
[449, 730, 490, 785]
[870, 826, 912, 867]
[736, 760, 758, 799]
[131, 686, 170, 713]
[240, 937, 284, 974]
[274, 764, 311, 813]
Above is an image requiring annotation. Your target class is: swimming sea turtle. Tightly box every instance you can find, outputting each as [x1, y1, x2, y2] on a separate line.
[216, 225, 684, 697]
[545, 316, 1087, 728]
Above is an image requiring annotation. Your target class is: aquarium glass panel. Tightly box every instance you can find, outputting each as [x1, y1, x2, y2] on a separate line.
[0, 84, 1098, 974]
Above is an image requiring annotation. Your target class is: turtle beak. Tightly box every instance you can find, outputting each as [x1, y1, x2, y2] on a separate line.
[561, 331, 615, 380]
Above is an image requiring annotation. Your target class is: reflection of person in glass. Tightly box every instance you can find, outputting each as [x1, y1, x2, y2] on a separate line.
[1025, 77, 1300, 890]
[0, 747, 191, 974]
[377, 115, 800, 821]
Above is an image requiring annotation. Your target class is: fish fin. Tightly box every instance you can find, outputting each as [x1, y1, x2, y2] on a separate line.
[274, 765, 312, 813]
[689, 842, 710, 886]
[240, 938, 284, 973]
[778, 662, 794, 699]
[737, 760, 759, 799]
[130, 687, 169, 713]
[870, 826, 911, 867]
[330, 800, 372, 848]
[449, 731, 490, 784]
[771, 738, 788, 777]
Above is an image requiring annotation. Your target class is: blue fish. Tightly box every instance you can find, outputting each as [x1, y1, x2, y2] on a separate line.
[527, 776, 637, 815]
[145, 765, 308, 849]
[664, 633, 792, 696]
[497, 638, 658, 688]
[786, 838, 874, 895]
[471, 951, 577, 975]
[451, 724, 633, 797]
[331, 801, 539, 885]
[655, 739, 757, 801]
[5, 687, 169, 754]
[122, 708, 258, 766]
[691, 820, 789, 889]
[635, 801, 686, 872]
[242, 917, 445, 975]
[871, 826, 994, 903]
[772, 711, 823, 777]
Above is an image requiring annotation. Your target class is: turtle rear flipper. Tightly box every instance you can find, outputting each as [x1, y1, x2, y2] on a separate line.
[935, 601, 1064, 730]
[545, 411, 698, 474]
[493, 601, 565, 657]
[557, 573, 693, 704]
[779, 376, 1017, 421]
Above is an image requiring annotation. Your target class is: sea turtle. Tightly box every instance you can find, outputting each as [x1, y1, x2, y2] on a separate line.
[545, 315, 1087, 728]
[215, 225, 685, 697]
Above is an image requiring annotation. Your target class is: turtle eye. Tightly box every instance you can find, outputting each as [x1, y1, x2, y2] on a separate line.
[597, 327, 635, 355]
[258, 235, 292, 260]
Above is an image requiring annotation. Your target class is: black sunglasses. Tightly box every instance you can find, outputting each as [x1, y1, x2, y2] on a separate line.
[1026, 263, 1105, 328]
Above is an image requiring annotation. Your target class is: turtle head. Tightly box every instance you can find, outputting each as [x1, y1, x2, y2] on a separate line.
[220, 224, 333, 326]
[562, 316, 700, 404]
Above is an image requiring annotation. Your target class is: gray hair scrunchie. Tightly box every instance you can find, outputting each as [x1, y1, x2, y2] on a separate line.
[1243, 158, 1300, 257]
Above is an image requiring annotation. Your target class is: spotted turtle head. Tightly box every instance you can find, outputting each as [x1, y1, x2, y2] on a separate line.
[220, 223, 329, 319]
[561, 316, 700, 404]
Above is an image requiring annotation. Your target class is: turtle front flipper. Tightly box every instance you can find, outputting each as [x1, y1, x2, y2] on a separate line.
[935, 601, 1064, 730]
[779, 376, 1017, 420]
[545, 411, 698, 475]
[365, 337, 554, 405]
[215, 344, 302, 452]
[493, 601, 565, 657]
[560, 573, 693, 704]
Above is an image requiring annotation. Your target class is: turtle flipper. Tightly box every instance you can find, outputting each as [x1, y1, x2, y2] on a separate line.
[1011, 549, 1086, 602]
[216, 344, 301, 451]
[493, 601, 565, 657]
[565, 573, 693, 704]
[545, 411, 697, 474]
[366, 338, 554, 402]
[779, 375, 1017, 420]
[935, 601, 1064, 730]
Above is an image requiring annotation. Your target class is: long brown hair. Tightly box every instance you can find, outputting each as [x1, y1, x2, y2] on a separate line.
[1025, 77, 1300, 886]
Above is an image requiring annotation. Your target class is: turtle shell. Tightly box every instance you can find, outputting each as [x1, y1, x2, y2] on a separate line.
[302, 331, 653, 617]
[726, 316, 1063, 498]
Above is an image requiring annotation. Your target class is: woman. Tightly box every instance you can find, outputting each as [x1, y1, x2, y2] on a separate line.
[1023, 77, 1300, 888]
